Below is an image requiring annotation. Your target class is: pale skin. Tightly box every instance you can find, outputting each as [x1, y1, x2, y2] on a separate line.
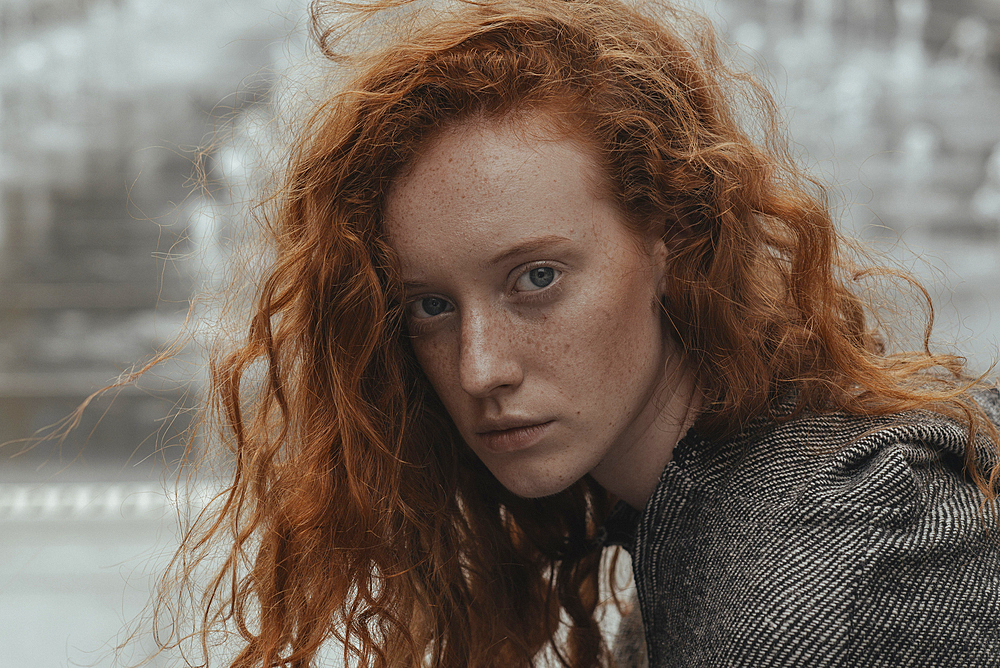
[384, 114, 702, 510]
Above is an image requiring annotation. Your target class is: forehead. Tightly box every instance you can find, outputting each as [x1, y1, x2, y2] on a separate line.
[393, 114, 605, 199]
[384, 115, 610, 244]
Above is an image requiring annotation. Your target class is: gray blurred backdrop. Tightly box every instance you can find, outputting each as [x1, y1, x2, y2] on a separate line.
[1, 0, 998, 665]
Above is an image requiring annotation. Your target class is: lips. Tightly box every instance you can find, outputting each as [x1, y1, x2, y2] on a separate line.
[475, 420, 554, 454]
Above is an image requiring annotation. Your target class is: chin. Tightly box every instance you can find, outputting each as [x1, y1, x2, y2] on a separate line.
[493, 471, 578, 499]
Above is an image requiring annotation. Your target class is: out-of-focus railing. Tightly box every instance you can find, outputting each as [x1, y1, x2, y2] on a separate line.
[0, 480, 226, 667]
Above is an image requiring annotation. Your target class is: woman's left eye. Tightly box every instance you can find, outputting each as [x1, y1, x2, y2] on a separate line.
[514, 266, 560, 292]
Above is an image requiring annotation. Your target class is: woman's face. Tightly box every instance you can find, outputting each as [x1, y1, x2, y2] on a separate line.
[384, 115, 696, 504]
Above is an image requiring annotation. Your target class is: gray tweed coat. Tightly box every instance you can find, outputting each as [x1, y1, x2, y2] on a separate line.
[606, 389, 1000, 667]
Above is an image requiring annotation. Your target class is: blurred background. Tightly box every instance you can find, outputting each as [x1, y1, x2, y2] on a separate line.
[0, 0, 998, 665]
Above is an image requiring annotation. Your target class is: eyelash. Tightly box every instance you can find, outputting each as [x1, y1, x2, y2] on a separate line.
[404, 262, 564, 328]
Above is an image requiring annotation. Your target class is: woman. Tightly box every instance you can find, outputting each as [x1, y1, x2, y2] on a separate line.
[158, 0, 1000, 666]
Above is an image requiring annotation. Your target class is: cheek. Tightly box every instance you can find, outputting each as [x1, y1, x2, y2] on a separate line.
[411, 336, 456, 396]
[553, 274, 663, 395]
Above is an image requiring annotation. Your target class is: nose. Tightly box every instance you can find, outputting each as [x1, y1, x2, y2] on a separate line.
[459, 308, 523, 398]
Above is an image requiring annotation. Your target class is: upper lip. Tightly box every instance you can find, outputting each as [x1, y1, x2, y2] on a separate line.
[475, 417, 552, 434]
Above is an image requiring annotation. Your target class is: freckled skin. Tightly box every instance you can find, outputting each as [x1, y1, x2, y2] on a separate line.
[384, 117, 701, 509]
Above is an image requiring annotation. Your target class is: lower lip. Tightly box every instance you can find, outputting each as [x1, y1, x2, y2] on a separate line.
[477, 421, 554, 454]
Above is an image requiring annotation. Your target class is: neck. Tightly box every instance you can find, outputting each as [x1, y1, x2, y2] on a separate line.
[590, 358, 702, 511]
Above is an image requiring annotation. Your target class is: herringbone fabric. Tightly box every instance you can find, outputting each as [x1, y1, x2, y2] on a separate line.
[605, 390, 1000, 667]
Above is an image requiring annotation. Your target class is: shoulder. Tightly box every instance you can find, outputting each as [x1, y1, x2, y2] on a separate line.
[643, 394, 1000, 555]
[664, 393, 1000, 524]
[630, 393, 1000, 667]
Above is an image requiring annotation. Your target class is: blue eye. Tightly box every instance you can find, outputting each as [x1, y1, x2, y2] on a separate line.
[515, 266, 559, 291]
[409, 296, 453, 319]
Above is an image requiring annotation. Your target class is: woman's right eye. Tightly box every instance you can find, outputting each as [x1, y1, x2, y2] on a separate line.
[408, 296, 454, 319]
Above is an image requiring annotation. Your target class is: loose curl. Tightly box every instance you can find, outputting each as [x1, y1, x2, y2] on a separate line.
[153, 1, 1000, 667]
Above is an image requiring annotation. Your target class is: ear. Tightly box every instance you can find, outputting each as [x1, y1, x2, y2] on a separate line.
[649, 235, 670, 297]
[653, 214, 697, 294]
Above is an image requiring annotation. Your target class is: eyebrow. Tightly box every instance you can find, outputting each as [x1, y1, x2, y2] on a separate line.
[401, 234, 573, 292]
[483, 234, 573, 269]
[401, 278, 431, 291]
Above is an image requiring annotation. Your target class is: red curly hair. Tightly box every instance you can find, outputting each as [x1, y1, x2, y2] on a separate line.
[152, 1, 999, 667]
